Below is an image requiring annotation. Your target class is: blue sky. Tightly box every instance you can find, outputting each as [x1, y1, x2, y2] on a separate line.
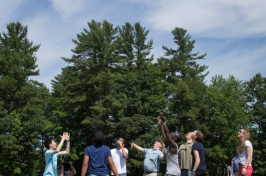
[1, 0, 266, 91]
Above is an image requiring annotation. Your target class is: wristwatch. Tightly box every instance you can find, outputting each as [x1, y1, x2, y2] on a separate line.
[191, 171, 196, 174]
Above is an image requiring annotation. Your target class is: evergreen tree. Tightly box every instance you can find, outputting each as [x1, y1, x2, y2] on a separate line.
[157, 28, 208, 134]
[246, 73, 266, 176]
[0, 22, 50, 175]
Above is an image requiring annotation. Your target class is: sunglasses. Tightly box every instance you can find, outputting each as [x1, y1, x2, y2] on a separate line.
[238, 130, 245, 134]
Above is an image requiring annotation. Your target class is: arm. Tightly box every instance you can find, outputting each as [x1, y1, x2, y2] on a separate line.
[157, 117, 168, 142]
[118, 141, 128, 157]
[53, 132, 66, 154]
[162, 124, 177, 155]
[231, 160, 235, 176]
[59, 133, 70, 156]
[81, 155, 89, 176]
[59, 163, 64, 176]
[227, 170, 230, 176]
[242, 146, 252, 175]
[192, 150, 200, 172]
[131, 143, 144, 152]
[107, 156, 119, 176]
[68, 161, 77, 176]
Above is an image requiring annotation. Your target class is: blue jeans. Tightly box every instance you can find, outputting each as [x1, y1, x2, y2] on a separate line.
[181, 169, 191, 176]
[111, 174, 127, 176]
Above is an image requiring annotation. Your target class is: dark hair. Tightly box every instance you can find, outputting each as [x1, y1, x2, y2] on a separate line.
[118, 137, 125, 144]
[44, 138, 53, 149]
[155, 138, 164, 149]
[94, 131, 104, 145]
[195, 130, 204, 142]
[174, 133, 183, 143]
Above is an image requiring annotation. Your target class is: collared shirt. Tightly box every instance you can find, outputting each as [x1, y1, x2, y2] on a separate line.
[143, 148, 164, 172]
[231, 156, 239, 175]
[178, 142, 193, 170]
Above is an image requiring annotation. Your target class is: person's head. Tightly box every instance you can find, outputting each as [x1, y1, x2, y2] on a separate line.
[116, 137, 125, 148]
[186, 132, 192, 141]
[237, 129, 250, 154]
[171, 133, 183, 143]
[44, 138, 56, 150]
[153, 138, 164, 150]
[94, 131, 104, 145]
[231, 158, 234, 164]
[191, 130, 204, 142]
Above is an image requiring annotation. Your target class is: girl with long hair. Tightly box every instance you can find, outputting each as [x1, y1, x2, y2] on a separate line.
[237, 129, 253, 176]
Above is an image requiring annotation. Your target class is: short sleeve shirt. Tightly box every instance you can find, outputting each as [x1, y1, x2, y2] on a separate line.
[191, 142, 206, 171]
[84, 145, 111, 175]
[111, 148, 128, 175]
[43, 150, 59, 176]
[239, 140, 253, 166]
[143, 148, 164, 172]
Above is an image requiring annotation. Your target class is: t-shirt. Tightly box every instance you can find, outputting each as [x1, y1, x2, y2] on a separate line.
[43, 150, 59, 176]
[178, 142, 193, 170]
[191, 142, 206, 171]
[143, 148, 164, 172]
[111, 148, 128, 175]
[84, 145, 111, 175]
[238, 140, 253, 166]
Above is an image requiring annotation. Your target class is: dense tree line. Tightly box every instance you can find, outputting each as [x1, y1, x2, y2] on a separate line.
[0, 21, 265, 176]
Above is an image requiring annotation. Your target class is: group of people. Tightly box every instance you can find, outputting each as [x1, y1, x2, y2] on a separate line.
[227, 129, 253, 176]
[42, 114, 253, 176]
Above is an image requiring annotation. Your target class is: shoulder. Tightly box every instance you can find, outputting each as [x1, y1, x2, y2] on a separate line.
[245, 140, 252, 147]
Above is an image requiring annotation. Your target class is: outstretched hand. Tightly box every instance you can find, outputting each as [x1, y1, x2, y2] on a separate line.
[65, 132, 70, 141]
[131, 143, 135, 148]
[60, 132, 66, 140]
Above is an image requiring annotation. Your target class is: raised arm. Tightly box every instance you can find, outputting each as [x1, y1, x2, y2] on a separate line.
[107, 156, 119, 176]
[59, 132, 70, 156]
[68, 161, 77, 176]
[131, 143, 144, 152]
[156, 117, 168, 142]
[118, 141, 128, 157]
[162, 124, 177, 154]
[53, 132, 66, 154]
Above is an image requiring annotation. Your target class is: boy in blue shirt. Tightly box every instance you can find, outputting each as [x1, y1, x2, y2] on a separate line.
[43, 132, 70, 176]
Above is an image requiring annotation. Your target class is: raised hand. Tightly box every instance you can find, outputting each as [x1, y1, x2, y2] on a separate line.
[159, 113, 166, 123]
[156, 117, 162, 125]
[131, 143, 135, 148]
[60, 132, 66, 140]
[65, 132, 70, 141]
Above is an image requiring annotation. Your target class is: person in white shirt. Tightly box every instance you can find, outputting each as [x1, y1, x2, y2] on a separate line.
[111, 138, 128, 176]
[237, 129, 253, 176]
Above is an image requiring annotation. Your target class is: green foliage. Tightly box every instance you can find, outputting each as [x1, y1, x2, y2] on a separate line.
[0, 22, 50, 176]
[203, 75, 250, 175]
[246, 73, 266, 176]
[0, 20, 263, 176]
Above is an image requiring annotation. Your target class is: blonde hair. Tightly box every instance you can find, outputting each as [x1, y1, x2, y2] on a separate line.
[237, 129, 250, 154]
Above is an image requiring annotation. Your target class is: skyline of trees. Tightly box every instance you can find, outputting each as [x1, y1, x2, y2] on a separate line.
[0, 21, 265, 176]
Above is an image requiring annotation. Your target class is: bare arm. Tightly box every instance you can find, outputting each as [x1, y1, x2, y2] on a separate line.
[81, 155, 89, 176]
[131, 143, 144, 152]
[54, 132, 66, 154]
[59, 132, 70, 156]
[242, 146, 252, 175]
[162, 124, 177, 155]
[192, 150, 200, 172]
[107, 156, 119, 176]
[59, 163, 64, 176]
[118, 141, 128, 157]
[63, 161, 76, 176]
[157, 117, 168, 142]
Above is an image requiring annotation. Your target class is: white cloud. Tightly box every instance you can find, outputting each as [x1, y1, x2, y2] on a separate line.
[134, 0, 266, 39]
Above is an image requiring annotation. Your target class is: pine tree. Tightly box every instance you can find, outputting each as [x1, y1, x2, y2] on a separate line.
[0, 22, 50, 175]
[157, 28, 208, 134]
